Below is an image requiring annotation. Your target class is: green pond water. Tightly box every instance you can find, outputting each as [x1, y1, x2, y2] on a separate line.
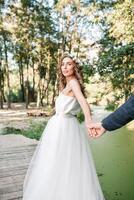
[90, 126, 134, 200]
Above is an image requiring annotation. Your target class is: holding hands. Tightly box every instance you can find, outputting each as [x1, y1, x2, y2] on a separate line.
[86, 122, 106, 138]
[85, 95, 134, 138]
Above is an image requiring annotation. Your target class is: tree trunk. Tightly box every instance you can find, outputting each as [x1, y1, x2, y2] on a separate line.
[51, 85, 56, 107]
[3, 34, 11, 108]
[18, 58, 25, 102]
[46, 53, 51, 104]
[37, 78, 41, 108]
[0, 67, 4, 109]
[0, 48, 4, 109]
[32, 58, 36, 101]
[25, 60, 29, 109]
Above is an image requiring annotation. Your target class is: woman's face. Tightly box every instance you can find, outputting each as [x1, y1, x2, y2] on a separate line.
[61, 57, 74, 77]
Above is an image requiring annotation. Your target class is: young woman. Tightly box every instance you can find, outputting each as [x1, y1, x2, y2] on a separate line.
[22, 54, 105, 200]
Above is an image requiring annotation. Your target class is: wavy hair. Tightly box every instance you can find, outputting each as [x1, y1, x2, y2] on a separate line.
[57, 54, 86, 98]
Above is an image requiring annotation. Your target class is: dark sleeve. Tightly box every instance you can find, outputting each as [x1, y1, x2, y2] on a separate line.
[102, 95, 134, 131]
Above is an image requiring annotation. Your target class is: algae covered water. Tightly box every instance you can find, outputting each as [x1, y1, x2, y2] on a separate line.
[90, 126, 134, 200]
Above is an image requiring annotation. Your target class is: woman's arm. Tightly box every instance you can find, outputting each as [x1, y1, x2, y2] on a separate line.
[68, 79, 92, 127]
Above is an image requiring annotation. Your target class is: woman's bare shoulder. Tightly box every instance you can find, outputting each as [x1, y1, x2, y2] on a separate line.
[68, 78, 79, 85]
[68, 78, 80, 88]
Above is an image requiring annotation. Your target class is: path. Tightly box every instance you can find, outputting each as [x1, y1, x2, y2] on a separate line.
[0, 135, 38, 200]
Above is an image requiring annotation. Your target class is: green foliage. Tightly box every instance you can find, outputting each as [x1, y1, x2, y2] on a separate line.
[97, 40, 134, 100]
[105, 101, 118, 111]
[7, 89, 26, 102]
[38, 65, 47, 79]
[9, 90, 18, 103]
[82, 63, 95, 83]
[2, 121, 47, 140]
[89, 0, 134, 102]
[21, 122, 46, 140]
[21, 0, 34, 8]
[0, 0, 133, 106]
[77, 111, 85, 123]
[107, 0, 134, 44]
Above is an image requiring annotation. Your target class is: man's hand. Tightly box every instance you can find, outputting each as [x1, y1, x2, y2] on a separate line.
[87, 122, 106, 138]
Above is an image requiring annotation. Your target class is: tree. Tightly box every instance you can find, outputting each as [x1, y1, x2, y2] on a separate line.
[95, 0, 134, 102]
[107, 0, 134, 44]
[5, 0, 58, 108]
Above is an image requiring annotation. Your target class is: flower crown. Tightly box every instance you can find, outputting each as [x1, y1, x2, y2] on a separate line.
[62, 52, 81, 65]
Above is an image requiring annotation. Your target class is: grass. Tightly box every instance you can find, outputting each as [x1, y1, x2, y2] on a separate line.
[2, 121, 47, 140]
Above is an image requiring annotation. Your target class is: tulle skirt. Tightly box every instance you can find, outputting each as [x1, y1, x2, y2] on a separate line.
[22, 114, 105, 200]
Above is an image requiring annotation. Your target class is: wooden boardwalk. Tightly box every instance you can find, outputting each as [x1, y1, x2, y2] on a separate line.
[0, 144, 37, 200]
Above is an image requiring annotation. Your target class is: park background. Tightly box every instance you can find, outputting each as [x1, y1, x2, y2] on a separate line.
[0, 0, 134, 200]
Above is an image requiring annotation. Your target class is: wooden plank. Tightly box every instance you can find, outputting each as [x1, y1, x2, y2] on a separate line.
[0, 144, 37, 153]
[0, 174, 25, 188]
[0, 190, 22, 200]
[0, 155, 33, 166]
[0, 144, 37, 200]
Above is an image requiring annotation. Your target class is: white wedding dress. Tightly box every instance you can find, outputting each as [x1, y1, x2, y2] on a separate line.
[22, 92, 105, 200]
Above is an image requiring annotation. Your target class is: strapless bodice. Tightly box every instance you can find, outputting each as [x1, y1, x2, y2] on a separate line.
[55, 93, 81, 116]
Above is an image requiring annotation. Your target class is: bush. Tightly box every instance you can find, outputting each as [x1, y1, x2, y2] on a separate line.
[7, 89, 24, 102]
[105, 101, 118, 111]
[2, 121, 47, 140]
[9, 90, 18, 102]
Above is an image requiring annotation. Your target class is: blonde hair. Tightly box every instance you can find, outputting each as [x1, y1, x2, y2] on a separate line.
[57, 54, 86, 98]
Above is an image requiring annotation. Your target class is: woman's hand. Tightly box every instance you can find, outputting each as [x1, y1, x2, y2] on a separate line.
[87, 122, 106, 138]
[85, 121, 97, 138]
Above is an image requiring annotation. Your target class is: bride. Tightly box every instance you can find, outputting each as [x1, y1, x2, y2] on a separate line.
[22, 54, 105, 200]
